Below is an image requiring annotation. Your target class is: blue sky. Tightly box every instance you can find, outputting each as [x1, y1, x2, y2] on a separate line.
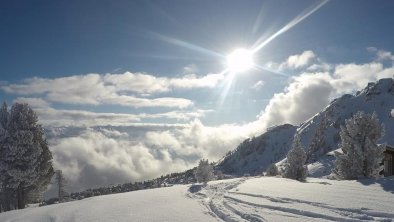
[1, 0, 394, 126]
[2, 0, 394, 190]
[1, 0, 393, 78]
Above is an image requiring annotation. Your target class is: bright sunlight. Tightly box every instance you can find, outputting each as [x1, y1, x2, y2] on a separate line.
[226, 48, 254, 73]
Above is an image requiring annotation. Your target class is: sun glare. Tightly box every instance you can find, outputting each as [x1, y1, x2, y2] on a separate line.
[226, 48, 254, 73]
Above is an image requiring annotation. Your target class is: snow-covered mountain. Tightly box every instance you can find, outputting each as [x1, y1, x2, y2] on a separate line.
[218, 124, 297, 175]
[219, 78, 394, 175]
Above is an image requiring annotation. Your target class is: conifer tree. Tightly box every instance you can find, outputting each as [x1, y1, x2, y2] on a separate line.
[307, 115, 328, 162]
[0, 103, 54, 210]
[283, 134, 308, 181]
[333, 111, 385, 179]
[55, 170, 68, 202]
[0, 102, 8, 129]
[195, 159, 214, 185]
[265, 163, 279, 176]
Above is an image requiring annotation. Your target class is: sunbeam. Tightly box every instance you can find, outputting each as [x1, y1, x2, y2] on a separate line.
[217, 69, 235, 107]
[251, 0, 329, 53]
[254, 64, 289, 78]
[150, 32, 225, 58]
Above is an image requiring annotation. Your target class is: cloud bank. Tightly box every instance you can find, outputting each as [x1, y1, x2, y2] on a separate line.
[49, 120, 255, 191]
[2, 72, 224, 108]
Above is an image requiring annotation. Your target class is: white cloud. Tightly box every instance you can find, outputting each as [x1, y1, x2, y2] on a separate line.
[51, 129, 189, 190]
[103, 72, 170, 94]
[258, 72, 334, 126]
[1, 71, 225, 108]
[31, 106, 211, 127]
[258, 50, 394, 127]
[376, 50, 394, 62]
[14, 97, 50, 108]
[332, 62, 386, 94]
[183, 64, 198, 74]
[251, 80, 265, 91]
[280, 50, 316, 70]
[49, 119, 258, 191]
[105, 95, 193, 108]
[169, 73, 224, 89]
[307, 62, 332, 72]
[368, 47, 394, 62]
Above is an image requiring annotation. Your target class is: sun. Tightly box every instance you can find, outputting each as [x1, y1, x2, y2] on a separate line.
[226, 48, 254, 73]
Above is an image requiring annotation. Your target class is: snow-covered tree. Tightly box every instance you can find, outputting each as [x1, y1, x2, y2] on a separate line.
[0, 102, 8, 129]
[283, 134, 308, 181]
[55, 170, 68, 202]
[333, 111, 385, 180]
[0, 102, 11, 211]
[265, 163, 279, 176]
[0, 103, 54, 210]
[195, 159, 214, 185]
[307, 115, 329, 163]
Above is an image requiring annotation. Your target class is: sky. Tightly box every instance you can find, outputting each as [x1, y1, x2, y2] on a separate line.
[1, 0, 394, 192]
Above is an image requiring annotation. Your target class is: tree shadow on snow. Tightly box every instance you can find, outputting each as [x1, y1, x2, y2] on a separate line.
[307, 181, 332, 185]
[357, 176, 394, 194]
[188, 184, 203, 193]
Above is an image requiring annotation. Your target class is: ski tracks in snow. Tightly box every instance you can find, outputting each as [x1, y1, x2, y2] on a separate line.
[188, 178, 394, 222]
[188, 178, 265, 222]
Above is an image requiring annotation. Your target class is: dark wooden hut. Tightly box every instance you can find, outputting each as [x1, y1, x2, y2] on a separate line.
[383, 145, 394, 177]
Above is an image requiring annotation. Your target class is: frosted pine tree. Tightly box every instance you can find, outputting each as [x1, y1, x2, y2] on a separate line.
[307, 115, 328, 163]
[265, 163, 279, 176]
[55, 170, 68, 202]
[0, 102, 9, 211]
[283, 134, 308, 181]
[333, 111, 385, 179]
[0, 102, 8, 128]
[0, 103, 54, 209]
[195, 159, 214, 185]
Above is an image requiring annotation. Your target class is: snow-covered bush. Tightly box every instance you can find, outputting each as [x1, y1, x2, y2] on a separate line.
[283, 134, 308, 181]
[195, 159, 214, 185]
[0, 102, 54, 211]
[333, 111, 385, 180]
[265, 163, 279, 176]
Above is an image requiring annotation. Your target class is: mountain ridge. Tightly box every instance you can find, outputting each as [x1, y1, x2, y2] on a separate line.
[218, 78, 394, 175]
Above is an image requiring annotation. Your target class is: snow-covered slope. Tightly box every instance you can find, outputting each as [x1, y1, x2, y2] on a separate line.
[3, 176, 394, 221]
[192, 176, 394, 221]
[219, 78, 394, 175]
[0, 185, 216, 222]
[298, 77, 394, 157]
[218, 124, 297, 175]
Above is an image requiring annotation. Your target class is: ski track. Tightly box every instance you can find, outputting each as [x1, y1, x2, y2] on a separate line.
[190, 178, 394, 222]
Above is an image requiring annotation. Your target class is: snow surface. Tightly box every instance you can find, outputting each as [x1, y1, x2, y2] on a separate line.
[307, 150, 338, 178]
[192, 177, 394, 221]
[2, 176, 394, 221]
[0, 185, 217, 222]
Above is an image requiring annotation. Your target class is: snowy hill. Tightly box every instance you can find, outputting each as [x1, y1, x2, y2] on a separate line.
[2, 176, 394, 221]
[219, 78, 394, 175]
[218, 124, 297, 175]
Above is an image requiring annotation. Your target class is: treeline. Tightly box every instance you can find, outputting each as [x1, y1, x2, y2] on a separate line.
[42, 168, 199, 205]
